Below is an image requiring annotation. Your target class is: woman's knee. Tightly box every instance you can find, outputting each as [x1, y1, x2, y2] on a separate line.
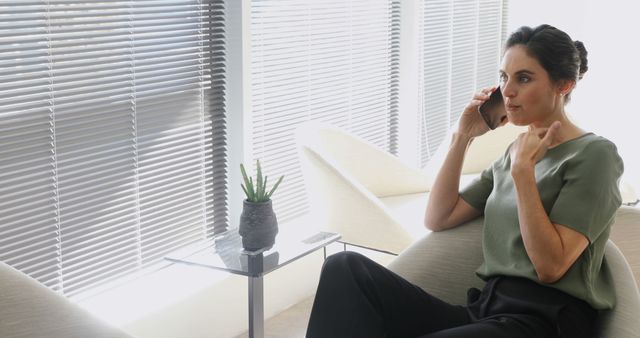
[321, 251, 369, 278]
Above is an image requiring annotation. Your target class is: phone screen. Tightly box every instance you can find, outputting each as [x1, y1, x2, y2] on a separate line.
[478, 87, 507, 130]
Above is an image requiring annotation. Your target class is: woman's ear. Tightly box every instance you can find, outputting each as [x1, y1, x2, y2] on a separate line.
[558, 80, 576, 96]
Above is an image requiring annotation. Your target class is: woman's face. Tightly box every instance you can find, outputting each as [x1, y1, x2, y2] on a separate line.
[499, 45, 564, 128]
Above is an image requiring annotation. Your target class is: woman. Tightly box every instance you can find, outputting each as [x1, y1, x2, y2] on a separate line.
[305, 24, 624, 338]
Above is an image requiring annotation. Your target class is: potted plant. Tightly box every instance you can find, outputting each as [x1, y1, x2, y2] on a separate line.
[239, 159, 284, 251]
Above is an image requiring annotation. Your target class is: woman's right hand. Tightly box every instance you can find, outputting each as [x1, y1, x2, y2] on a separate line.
[456, 86, 496, 139]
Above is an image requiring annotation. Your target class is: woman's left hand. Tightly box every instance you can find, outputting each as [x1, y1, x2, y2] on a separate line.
[510, 121, 561, 173]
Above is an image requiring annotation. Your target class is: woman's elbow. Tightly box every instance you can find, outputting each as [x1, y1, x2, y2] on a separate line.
[535, 265, 566, 284]
[423, 208, 444, 231]
[424, 218, 448, 232]
[536, 272, 560, 284]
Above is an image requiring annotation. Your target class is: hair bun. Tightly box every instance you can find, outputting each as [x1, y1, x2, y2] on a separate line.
[574, 40, 588, 80]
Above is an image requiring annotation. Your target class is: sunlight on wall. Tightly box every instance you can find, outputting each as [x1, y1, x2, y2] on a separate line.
[78, 264, 230, 326]
[578, 1, 640, 194]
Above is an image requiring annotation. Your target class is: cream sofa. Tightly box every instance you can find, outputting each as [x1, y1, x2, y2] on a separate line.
[0, 261, 132, 338]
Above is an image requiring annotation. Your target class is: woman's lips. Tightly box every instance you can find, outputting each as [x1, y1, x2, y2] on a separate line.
[506, 104, 520, 111]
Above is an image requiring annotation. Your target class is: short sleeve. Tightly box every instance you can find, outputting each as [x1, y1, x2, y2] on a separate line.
[549, 140, 624, 242]
[460, 165, 494, 211]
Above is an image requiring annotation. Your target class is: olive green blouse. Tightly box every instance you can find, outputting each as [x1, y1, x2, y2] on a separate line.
[460, 132, 623, 309]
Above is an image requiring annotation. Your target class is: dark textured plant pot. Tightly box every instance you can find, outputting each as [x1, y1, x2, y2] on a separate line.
[238, 199, 279, 251]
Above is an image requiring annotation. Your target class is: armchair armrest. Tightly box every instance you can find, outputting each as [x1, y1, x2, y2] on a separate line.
[299, 146, 416, 253]
[387, 218, 485, 305]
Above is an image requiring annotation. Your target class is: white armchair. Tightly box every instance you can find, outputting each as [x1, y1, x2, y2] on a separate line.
[296, 121, 526, 254]
[0, 261, 132, 338]
[296, 122, 432, 254]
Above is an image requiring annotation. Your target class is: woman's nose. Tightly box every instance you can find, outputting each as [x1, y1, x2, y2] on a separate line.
[501, 83, 516, 98]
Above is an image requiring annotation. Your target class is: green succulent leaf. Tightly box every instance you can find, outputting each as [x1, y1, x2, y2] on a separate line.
[256, 160, 263, 201]
[248, 177, 255, 202]
[241, 183, 251, 200]
[266, 175, 284, 200]
[240, 160, 283, 203]
[240, 164, 253, 195]
[261, 175, 268, 201]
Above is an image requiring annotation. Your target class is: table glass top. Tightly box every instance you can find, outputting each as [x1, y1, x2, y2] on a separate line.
[165, 229, 340, 277]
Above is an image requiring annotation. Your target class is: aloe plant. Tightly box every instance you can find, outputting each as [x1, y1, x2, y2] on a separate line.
[240, 160, 284, 202]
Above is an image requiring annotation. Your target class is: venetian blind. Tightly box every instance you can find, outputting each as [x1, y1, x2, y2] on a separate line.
[0, 0, 227, 297]
[250, 0, 400, 222]
[418, 0, 508, 167]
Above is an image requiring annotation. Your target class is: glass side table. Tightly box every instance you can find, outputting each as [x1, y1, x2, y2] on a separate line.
[165, 229, 341, 338]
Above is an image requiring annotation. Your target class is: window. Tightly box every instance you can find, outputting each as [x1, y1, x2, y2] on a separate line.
[0, 0, 227, 297]
[1, 0, 509, 298]
[249, 0, 401, 221]
[418, 0, 508, 166]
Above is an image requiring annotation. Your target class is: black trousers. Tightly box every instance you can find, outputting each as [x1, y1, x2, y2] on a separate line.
[306, 252, 597, 338]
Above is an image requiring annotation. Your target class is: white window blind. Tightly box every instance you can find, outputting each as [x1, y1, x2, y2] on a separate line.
[250, 0, 400, 222]
[0, 0, 227, 297]
[418, 0, 508, 167]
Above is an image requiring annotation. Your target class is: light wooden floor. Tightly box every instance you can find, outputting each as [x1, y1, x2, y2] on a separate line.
[233, 296, 314, 338]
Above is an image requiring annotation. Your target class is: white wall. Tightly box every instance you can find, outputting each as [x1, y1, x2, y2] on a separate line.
[508, 0, 640, 195]
[580, 1, 640, 193]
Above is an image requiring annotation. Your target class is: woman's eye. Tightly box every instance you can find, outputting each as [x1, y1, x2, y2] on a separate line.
[519, 76, 530, 83]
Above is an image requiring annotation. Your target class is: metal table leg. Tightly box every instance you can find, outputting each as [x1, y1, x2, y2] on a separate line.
[248, 275, 264, 338]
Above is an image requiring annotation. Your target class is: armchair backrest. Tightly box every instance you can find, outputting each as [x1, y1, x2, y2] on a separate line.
[462, 124, 525, 174]
[296, 122, 430, 197]
[387, 218, 486, 305]
[596, 241, 640, 337]
[423, 124, 526, 177]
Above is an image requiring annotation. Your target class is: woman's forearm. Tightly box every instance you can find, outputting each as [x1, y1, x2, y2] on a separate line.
[511, 165, 568, 283]
[424, 132, 474, 231]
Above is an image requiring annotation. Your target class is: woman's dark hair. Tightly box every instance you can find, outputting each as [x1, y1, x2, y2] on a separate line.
[505, 24, 588, 102]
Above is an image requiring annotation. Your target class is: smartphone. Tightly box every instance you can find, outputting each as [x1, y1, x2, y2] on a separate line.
[477, 86, 508, 130]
